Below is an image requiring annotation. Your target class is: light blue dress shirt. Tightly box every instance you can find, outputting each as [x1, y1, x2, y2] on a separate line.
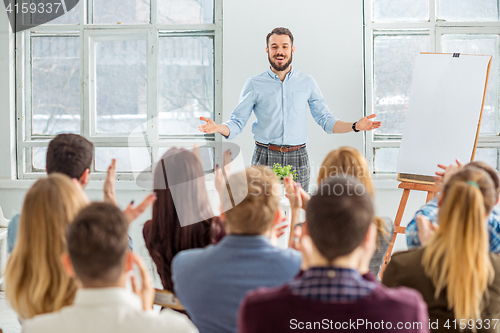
[223, 68, 339, 145]
[172, 235, 302, 333]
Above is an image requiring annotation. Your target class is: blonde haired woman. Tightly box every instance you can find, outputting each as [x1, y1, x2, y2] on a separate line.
[285, 146, 391, 275]
[5, 173, 88, 319]
[383, 167, 500, 332]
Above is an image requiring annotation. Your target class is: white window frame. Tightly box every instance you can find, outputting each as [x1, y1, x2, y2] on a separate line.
[364, 0, 500, 178]
[16, 0, 223, 180]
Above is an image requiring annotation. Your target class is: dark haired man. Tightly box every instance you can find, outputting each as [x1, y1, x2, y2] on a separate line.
[198, 27, 381, 191]
[7, 134, 93, 253]
[238, 177, 428, 333]
[23, 203, 197, 333]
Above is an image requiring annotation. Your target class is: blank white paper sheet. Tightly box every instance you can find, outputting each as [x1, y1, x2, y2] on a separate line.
[396, 53, 491, 177]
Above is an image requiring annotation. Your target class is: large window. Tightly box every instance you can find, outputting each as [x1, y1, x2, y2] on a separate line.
[17, 0, 222, 180]
[365, 0, 500, 175]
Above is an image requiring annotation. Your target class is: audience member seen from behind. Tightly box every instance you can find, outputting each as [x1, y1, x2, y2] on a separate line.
[172, 166, 302, 333]
[5, 174, 88, 319]
[239, 177, 429, 333]
[285, 146, 392, 275]
[405, 161, 500, 253]
[23, 203, 198, 333]
[7, 134, 93, 253]
[143, 148, 224, 301]
[383, 167, 500, 333]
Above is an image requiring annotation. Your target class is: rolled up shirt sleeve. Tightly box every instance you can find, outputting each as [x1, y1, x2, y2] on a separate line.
[222, 79, 257, 140]
[308, 77, 338, 134]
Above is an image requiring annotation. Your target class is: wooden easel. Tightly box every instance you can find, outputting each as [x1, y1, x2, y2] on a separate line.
[379, 182, 440, 276]
[378, 53, 491, 278]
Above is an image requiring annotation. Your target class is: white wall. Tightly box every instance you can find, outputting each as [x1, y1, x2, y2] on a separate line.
[0, 0, 418, 258]
[223, 0, 365, 180]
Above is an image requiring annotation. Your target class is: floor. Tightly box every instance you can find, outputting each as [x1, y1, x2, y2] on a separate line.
[0, 292, 21, 333]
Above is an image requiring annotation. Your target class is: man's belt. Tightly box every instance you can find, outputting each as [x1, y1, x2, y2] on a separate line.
[256, 142, 306, 153]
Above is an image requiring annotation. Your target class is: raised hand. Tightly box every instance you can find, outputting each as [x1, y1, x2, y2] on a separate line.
[123, 194, 157, 225]
[71, 178, 90, 204]
[356, 114, 382, 131]
[284, 175, 302, 210]
[130, 253, 155, 311]
[103, 159, 118, 206]
[435, 159, 463, 187]
[215, 149, 233, 198]
[270, 209, 287, 247]
[416, 214, 438, 246]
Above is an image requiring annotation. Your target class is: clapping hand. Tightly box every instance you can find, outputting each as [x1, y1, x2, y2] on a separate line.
[215, 149, 232, 198]
[103, 159, 118, 206]
[284, 175, 302, 210]
[284, 175, 310, 211]
[71, 178, 90, 204]
[416, 214, 438, 246]
[130, 253, 155, 311]
[103, 158, 156, 224]
[435, 159, 463, 187]
[270, 209, 287, 247]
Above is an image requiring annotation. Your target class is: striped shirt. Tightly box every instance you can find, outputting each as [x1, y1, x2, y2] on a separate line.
[405, 197, 500, 253]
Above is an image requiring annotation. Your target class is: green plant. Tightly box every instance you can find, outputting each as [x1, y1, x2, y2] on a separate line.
[272, 163, 298, 181]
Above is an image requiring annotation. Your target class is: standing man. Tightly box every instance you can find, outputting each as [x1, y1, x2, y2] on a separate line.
[198, 27, 381, 191]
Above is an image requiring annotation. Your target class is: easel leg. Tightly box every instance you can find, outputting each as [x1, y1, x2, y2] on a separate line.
[379, 188, 410, 277]
[426, 191, 437, 203]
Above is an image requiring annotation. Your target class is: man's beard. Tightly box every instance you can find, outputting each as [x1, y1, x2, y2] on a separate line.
[268, 54, 292, 72]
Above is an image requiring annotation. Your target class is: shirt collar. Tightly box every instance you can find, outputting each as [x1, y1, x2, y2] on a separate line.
[303, 266, 360, 279]
[266, 67, 295, 81]
[73, 288, 142, 309]
[219, 234, 273, 248]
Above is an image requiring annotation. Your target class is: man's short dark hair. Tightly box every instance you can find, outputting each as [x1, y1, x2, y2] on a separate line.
[306, 177, 374, 261]
[67, 203, 129, 285]
[46, 134, 93, 179]
[266, 27, 294, 46]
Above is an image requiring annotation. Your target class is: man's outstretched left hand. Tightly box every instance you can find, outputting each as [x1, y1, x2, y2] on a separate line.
[356, 114, 381, 131]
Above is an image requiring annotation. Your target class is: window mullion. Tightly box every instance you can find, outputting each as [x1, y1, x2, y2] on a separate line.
[429, 0, 437, 52]
[17, 32, 26, 178]
[213, 0, 223, 167]
[24, 32, 32, 144]
[83, 30, 93, 141]
[147, 28, 159, 164]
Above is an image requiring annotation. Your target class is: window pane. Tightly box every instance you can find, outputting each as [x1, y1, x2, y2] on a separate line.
[95, 40, 147, 134]
[158, 146, 214, 172]
[95, 147, 151, 172]
[158, 37, 214, 135]
[373, 0, 428, 22]
[437, 0, 498, 22]
[373, 35, 430, 136]
[158, 0, 214, 24]
[374, 148, 399, 173]
[32, 147, 48, 171]
[475, 148, 499, 171]
[93, 0, 150, 24]
[32, 36, 80, 135]
[442, 35, 498, 134]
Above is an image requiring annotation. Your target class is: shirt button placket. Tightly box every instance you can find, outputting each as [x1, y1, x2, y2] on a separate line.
[282, 82, 286, 145]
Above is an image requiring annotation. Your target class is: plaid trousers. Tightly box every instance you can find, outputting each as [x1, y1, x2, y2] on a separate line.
[251, 144, 310, 191]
